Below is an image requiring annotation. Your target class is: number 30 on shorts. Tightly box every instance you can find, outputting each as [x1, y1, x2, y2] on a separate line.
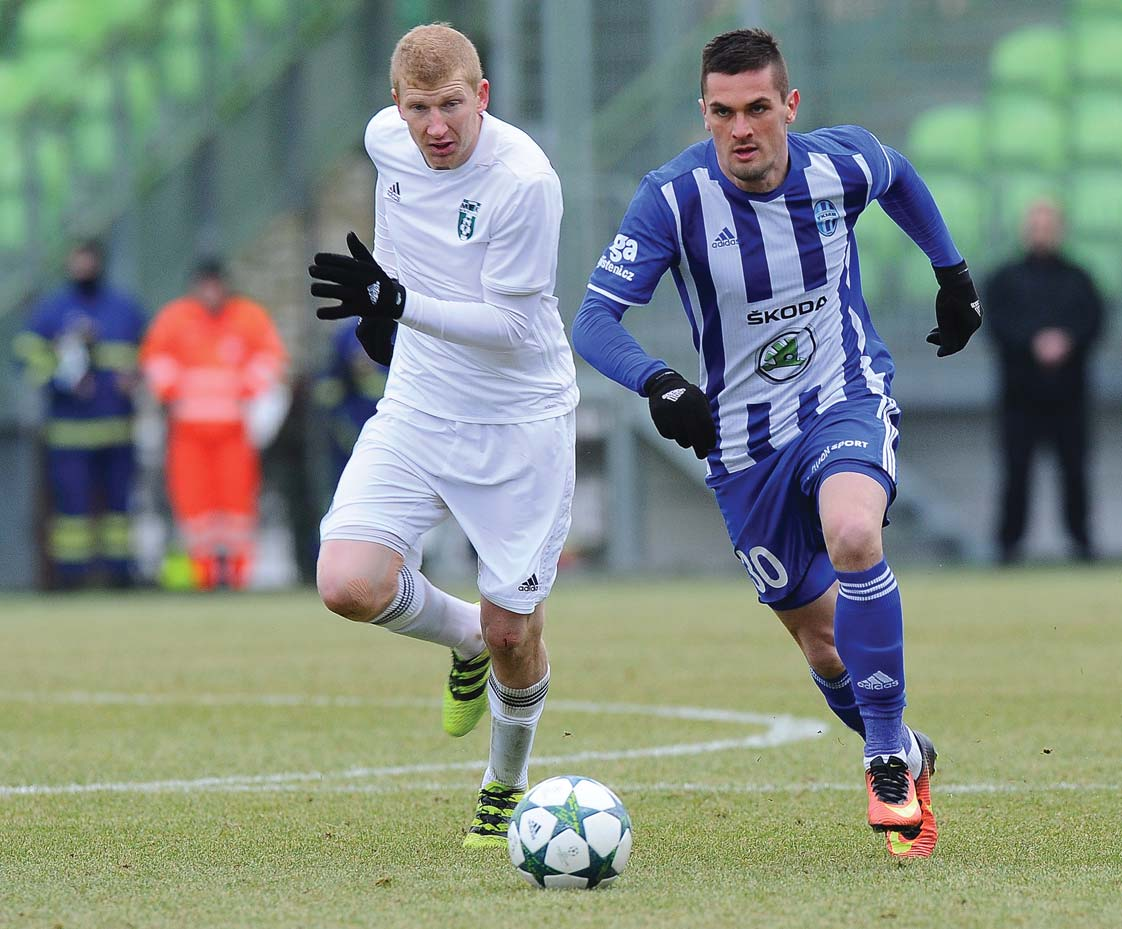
[735, 546, 789, 594]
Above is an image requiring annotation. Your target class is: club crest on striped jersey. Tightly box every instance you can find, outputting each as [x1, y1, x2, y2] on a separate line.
[813, 199, 840, 237]
[757, 327, 816, 383]
[457, 198, 481, 240]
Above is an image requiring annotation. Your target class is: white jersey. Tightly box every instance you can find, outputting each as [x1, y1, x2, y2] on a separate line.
[365, 106, 578, 424]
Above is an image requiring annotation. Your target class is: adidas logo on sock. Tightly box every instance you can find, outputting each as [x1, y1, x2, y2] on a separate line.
[857, 670, 899, 691]
[711, 226, 739, 248]
[517, 573, 540, 592]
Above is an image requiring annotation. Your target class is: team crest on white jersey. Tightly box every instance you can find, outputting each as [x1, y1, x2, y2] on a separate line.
[757, 328, 817, 383]
[458, 198, 481, 240]
[813, 199, 840, 236]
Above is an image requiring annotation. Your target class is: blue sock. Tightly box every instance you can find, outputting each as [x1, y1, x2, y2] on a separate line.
[810, 668, 866, 738]
[833, 559, 906, 758]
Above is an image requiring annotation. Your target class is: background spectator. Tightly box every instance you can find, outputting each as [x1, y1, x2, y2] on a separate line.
[140, 259, 288, 589]
[12, 240, 146, 588]
[313, 322, 387, 482]
[984, 200, 1105, 564]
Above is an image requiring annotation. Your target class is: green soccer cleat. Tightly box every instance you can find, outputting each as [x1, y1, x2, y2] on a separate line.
[443, 648, 491, 738]
[464, 781, 524, 849]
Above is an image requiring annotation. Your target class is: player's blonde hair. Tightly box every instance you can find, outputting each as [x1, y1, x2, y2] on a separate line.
[390, 23, 483, 95]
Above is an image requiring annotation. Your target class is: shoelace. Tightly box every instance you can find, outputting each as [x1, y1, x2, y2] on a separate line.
[450, 652, 489, 700]
[869, 757, 912, 804]
[472, 786, 521, 831]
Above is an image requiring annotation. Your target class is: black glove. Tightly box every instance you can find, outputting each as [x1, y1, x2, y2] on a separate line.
[309, 231, 406, 322]
[927, 261, 982, 357]
[644, 369, 716, 460]
[355, 316, 396, 367]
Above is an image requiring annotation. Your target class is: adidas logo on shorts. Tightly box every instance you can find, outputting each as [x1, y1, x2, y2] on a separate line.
[517, 573, 540, 592]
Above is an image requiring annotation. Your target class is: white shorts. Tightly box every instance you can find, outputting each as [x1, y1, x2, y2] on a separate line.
[320, 399, 575, 613]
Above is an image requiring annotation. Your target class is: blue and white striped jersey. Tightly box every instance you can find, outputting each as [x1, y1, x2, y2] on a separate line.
[577, 124, 960, 478]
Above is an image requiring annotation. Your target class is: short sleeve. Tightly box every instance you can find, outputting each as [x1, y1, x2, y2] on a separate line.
[586, 176, 679, 306]
[480, 171, 563, 296]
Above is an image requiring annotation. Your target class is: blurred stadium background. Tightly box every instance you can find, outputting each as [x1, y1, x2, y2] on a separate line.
[1, 0, 1120, 590]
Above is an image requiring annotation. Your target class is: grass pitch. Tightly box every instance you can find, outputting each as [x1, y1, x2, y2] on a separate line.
[1, 568, 1119, 928]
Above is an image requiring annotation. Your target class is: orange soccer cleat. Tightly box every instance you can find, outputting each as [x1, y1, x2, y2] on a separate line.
[885, 730, 939, 859]
[865, 754, 922, 831]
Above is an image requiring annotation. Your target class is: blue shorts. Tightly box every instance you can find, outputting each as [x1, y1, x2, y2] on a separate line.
[708, 395, 901, 611]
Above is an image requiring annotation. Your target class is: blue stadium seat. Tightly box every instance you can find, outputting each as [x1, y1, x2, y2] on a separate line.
[906, 104, 985, 173]
[989, 24, 1068, 100]
[988, 95, 1065, 172]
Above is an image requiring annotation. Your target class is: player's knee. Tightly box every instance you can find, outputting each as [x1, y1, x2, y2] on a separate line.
[482, 614, 535, 656]
[318, 570, 397, 622]
[823, 515, 882, 572]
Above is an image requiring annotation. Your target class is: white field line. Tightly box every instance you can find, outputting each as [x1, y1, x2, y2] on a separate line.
[2, 691, 1116, 800]
[0, 692, 825, 798]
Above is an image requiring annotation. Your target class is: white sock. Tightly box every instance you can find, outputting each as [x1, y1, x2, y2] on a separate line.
[903, 725, 923, 780]
[481, 667, 550, 790]
[372, 566, 483, 657]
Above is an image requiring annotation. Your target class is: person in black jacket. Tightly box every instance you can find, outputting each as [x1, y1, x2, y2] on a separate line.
[984, 200, 1104, 563]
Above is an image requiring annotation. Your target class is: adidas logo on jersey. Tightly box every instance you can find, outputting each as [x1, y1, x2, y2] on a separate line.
[711, 226, 739, 248]
[857, 670, 899, 691]
[517, 573, 540, 592]
[385, 181, 401, 202]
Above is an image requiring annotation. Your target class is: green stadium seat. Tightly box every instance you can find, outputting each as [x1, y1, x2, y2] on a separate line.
[906, 104, 986, 173]
[1071, 17, 1122, 86]
[895, 174, 987, 304]
[922, 172, 987, 259]
[1067, 237, 1122, 299]
[993, 171, 1061, 242]
[989, 25, 1068, 100]
[1067, 169, 1122, 237]
[1072, 92, 1122, 163]
[855, 203, 908, 312]
[161, 1, 205, 100]
[16, 0, 110, 55]
[988, 95, 1065, 172]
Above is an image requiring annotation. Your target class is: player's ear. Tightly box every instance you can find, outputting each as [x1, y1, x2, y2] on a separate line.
[476, 78, 490, 113]
[785, 88, 800, 124]
[698, 97, 709, 130]
[392, 87, 404, 119]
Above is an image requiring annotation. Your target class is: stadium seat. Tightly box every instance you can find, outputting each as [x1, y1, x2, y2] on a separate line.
[922, 172, 986, 259]
[906, 104, 986, 173]
[1072, 92, 1122, 163]
[1067, 237, 1122, 299]
[1071, 17, 1122, 86]
[161, 1, 205, 101]
[894, 174, 986, 304]
[989, 25, 1068, 100]
[855, 203, 908, 312]
[988, 95, 1065, 172]
[1067, 169, 1122, 237]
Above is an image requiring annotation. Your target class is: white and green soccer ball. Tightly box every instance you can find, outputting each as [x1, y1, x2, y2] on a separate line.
[507, 775, 633, 889]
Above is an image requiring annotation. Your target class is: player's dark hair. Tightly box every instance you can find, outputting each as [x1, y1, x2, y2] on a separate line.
[193, 256, 227, 281]
[701, 28, 789, 99]
[71, 238, 105, 262]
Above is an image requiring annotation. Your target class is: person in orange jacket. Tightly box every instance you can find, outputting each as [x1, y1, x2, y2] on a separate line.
[140, 259, 288, 589]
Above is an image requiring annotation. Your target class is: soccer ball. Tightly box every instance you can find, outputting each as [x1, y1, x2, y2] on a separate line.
[507, 775, 633, 889]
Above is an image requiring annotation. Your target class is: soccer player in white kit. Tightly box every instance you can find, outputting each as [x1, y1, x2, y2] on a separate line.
[309, 24, 578, 848]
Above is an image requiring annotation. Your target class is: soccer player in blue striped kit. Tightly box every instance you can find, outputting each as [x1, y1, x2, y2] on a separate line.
[574, 29, 982, 858]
